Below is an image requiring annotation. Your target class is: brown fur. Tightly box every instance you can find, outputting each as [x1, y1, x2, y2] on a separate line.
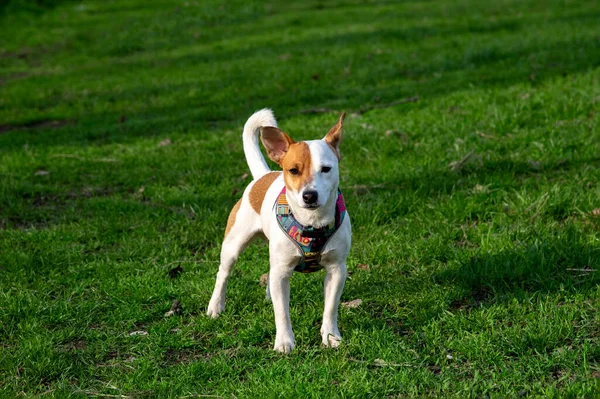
[249, 171, 281, 214]
[281, 141, 313, 193]
[224, 199, 242, 238]
[260, 127, 295, 164]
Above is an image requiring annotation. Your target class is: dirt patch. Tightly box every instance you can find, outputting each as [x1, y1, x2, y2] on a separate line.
[57, 339, 86, 353]
[168, 266, 184, 279]
[23, 187, 117, 207]
[0, 72, 30, 86]
[163, 348, 211, 365]
[0, 47, 35, 60]
[0, 44, 62, 60]
[449, 286, 493, 310]
[1, 187, 118, 230]
[0, 119, 75, 134]
[472, 286, 492, 303]
[1, 216, 51, 231]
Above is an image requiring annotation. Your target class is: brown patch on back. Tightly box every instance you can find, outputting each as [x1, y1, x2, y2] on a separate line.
[281, 141, 313, 193]
[224, 199, 242, 238]
[249, 172, 281, 214]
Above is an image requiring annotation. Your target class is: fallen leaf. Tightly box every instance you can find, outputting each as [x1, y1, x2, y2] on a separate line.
[590, 209, 600, 217]
[448, 150, 476, 171]
[35, 169, 50, 176]
[374, 358, 388, 366]
[528, 160, 542, 170]
[476, 131, 497, 139]
[473, 184, 485, 193]
[240, 173, 249, 180]
[138, 186, 145, 194]
[371, 358, 417, 367]
[356, 264, 370, 271]
[129, 330, 148, 336]
[342, 299, 362, 309]
[259, 273, 269, 287]
[164, 300, 182, 317]
[158, 138, 172, 147]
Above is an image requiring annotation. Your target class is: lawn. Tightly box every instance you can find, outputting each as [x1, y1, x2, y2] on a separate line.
[1, 0, 600, 397]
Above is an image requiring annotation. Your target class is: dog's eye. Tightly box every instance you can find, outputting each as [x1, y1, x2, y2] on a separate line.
[289, 168, 300, 175]
[321, 166, 332, 173]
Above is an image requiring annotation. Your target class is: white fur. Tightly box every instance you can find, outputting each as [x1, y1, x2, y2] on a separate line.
[243, 108, 277, 180]
[207, 109, 351, 353]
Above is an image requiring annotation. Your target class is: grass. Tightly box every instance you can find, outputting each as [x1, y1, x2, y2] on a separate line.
[1, 0, 600, 397]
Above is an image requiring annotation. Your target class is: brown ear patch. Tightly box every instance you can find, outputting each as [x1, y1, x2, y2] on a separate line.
[281, 141, 313, 193]
[324, 112, 346, 160]
[224, 198, 242, 238]
[249, 171, 281, 214]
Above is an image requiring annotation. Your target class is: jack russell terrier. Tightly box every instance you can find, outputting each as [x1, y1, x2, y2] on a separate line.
[207, 109, 351, 353]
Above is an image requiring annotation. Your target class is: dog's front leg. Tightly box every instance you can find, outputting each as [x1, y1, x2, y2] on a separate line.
[269, 264, 295, 353]
[321, 263, 347, 348]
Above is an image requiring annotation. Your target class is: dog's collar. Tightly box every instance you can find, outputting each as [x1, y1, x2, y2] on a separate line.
[275, 187, 347, 273]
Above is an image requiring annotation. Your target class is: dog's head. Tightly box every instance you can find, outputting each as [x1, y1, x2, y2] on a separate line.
[260, 113, 345, 212]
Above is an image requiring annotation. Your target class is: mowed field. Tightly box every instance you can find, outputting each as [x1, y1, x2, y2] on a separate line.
[1, 0, 600, 397]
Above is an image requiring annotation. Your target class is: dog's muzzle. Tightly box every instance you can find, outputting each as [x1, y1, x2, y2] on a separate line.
[302, 190, 319, 206]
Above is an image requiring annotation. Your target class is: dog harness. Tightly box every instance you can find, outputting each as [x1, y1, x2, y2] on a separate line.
[275, 187, 347, 273]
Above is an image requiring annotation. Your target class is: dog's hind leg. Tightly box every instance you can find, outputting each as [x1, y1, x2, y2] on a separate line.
[207, 200, 258, 318]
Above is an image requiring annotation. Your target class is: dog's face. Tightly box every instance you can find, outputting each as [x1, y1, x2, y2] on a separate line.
[261, 113, 345, 211]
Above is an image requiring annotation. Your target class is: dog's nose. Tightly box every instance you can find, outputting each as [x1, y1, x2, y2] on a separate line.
[302, 190, 318, 205]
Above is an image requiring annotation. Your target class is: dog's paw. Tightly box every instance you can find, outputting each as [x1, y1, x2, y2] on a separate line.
[273, 335, 295, 353]
[321, 331, 342, 348]
[206, 299, 224, 318]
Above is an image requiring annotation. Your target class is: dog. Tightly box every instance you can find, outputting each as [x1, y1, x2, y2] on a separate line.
[207, 109, 351, 353]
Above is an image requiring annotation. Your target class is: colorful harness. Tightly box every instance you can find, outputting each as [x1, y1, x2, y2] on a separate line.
[275, 187, 347, 273]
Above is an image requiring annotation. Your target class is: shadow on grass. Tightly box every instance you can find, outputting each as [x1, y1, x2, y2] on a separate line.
[348, 154, 600, 212]
[343, 225, 600, 340]
[2, 2, 599, 149]
[437, 228, 600, 306]
[76, 31, 599, 127]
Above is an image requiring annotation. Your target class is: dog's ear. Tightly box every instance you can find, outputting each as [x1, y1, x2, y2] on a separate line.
[324, 112, 346, 160]
[260, 127, 295, 164]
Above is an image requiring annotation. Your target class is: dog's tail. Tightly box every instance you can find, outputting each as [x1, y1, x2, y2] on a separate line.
[243, 108, 278, 180]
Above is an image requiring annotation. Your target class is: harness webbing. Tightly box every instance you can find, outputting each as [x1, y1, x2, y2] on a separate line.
[275, 187, 347, 273]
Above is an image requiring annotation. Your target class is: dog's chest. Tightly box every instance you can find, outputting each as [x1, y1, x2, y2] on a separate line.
[274, 187, 347, 273]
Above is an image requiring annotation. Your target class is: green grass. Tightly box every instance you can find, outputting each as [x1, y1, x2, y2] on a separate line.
[1, 0, 600, 397]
